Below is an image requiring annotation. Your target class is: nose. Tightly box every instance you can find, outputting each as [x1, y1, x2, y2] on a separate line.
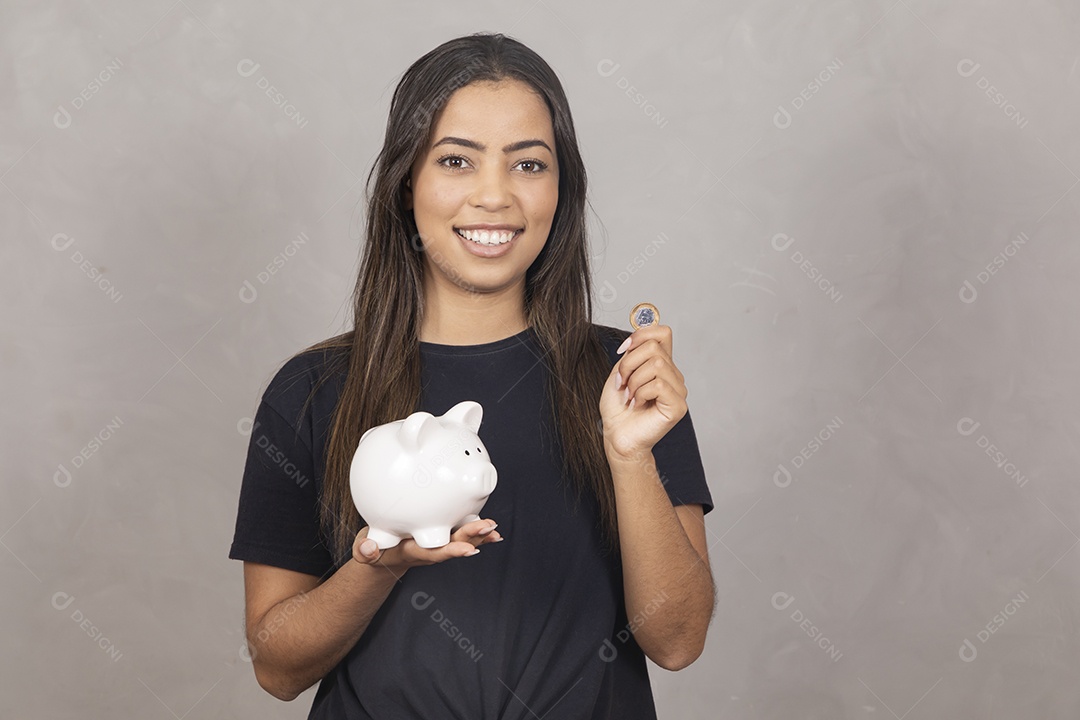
[469, 166, 512, 211]
[482, 466, 497, 495]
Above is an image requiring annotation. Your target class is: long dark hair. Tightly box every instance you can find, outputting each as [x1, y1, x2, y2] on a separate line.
[291, 32, 620, 565]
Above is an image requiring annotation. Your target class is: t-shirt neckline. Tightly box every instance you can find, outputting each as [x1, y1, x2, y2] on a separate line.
[418, 325, 537, 356]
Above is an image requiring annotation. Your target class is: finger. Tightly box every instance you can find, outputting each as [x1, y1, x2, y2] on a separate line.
[358, 537, 380, 560]
[426, 520, 498, 557]
[617, 325, 673, 365]
[603, 357, 622, 400]
[451, 518, 498, 542]
[387, 537, 470, 565]
[473, 530, 503, 546]
[426, 540, 485, 560]
[352, 527, 382, 564]
[631, 376, 687, 420]
[625, 355, 673, 403]
[645, 324, 674, 359]
[616, 334, 670, 392]
[457, 520, 503, 549]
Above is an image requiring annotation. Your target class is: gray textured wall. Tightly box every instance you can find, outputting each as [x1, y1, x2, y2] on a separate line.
[3, 1, 1078, 717]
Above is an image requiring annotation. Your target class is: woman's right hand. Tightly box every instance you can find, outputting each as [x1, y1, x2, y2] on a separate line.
[351, 519, 502, 573]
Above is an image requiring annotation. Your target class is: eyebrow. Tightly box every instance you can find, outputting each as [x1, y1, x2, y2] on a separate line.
[432, 136, 553, 154]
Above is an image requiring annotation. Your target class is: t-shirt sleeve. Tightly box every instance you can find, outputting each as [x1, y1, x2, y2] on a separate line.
[228, 395, 336, 578]
[651, 406, 714, 515]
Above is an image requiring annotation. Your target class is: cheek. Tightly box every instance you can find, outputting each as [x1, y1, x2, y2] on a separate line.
[416, 183, 462, 217]
[526, 184, 559, 224]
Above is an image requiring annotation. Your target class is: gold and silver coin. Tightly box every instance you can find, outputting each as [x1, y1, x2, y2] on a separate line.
[629, 302, 660, 330]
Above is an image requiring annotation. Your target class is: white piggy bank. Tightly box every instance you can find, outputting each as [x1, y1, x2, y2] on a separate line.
[349, 400, 498, 549]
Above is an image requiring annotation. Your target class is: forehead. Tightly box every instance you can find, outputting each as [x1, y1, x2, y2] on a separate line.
[431, 79, 554, 143]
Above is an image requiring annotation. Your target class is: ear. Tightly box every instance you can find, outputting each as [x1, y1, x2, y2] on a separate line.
[403, 177, 412, 210]
[441, 401, 483, 434]
[397, 411, 438, 453]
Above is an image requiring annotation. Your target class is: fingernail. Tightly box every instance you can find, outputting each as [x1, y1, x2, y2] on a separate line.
[615, 370, 622, 389]
[616, 337, 632, 355]
[623, 387, 629, 404]
[465, 548, 480, 556]
[493, 537, 505, 542]
[361, 540, 377, 556]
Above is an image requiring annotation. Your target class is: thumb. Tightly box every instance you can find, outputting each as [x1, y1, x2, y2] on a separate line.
[354, 527, 382, 563]
[359, 538, 379, 558]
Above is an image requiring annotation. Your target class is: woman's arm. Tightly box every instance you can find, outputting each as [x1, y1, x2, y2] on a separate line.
[243, 519, 502, 701]
[608, 448, 715, 671]
[601, 323, 715, 670]
[243, 560, 399, 701]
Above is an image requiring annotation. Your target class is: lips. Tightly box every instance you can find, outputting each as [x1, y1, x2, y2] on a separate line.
[455, 227, 521, 246]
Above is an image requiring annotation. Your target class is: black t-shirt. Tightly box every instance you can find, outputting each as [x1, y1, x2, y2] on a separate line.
[229, 323, 714, 719]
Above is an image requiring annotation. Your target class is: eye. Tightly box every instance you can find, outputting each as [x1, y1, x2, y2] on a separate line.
[465, 450, 470, 455]
[436, 153, 471, 172]
[517, 159, 548, 174]
[477, 447, 482, 453]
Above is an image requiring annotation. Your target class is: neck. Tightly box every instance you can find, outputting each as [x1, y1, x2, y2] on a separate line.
[418, 277, 530, 346]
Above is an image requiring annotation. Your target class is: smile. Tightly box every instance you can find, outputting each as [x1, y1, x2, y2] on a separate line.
[455, 228, 521, 246]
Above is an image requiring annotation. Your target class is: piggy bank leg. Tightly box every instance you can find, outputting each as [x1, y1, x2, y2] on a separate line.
[450, 514, 481, 534]
[411, 526, 452, 549]
[365, 527, 404, 550]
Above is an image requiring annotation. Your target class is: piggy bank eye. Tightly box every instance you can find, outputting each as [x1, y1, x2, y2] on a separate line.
[477, 447, 482, 453]
[465, 450, 470, 455]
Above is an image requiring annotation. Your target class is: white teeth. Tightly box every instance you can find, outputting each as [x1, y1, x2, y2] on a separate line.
[457, 228, 517, 245]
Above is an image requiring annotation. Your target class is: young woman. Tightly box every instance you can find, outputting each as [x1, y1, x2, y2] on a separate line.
[229, 32, 715, 719]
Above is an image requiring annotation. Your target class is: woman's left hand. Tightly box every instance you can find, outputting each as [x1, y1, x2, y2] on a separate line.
[599, 323, 688, 461]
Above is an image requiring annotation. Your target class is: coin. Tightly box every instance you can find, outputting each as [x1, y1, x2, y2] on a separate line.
[629, 302, 660, 330]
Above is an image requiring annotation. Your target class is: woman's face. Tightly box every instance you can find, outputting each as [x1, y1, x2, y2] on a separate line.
[405, 78, 559, 300]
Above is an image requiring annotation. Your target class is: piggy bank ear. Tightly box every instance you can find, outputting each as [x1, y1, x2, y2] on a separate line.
[397, 411, 438, 453]
[442, 400, 483, 434]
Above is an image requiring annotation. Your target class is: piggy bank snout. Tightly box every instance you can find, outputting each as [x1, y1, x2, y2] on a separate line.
[461, 463, 496, 499]
[478, 464, 496, 496]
